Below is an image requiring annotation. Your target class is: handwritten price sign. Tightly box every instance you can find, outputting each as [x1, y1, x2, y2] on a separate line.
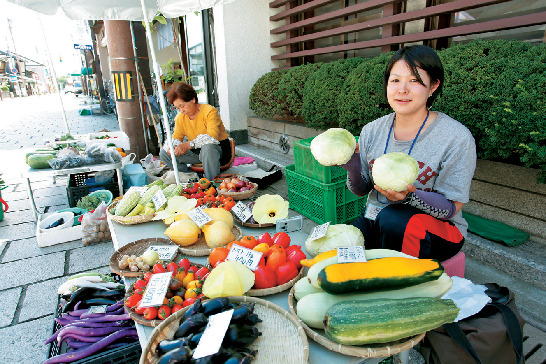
[226, 244, 262, 271]
[152, 189, 167, 211]
[187, 207, 212, 227]
[337, 246, 367, 263]
[145, 245, 178, 261]
[138, 272, 172, 308]
[308, 222, 330, 241]
[231, 201, 252, 222]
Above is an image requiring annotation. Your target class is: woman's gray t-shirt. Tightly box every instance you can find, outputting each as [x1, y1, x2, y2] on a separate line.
[359, 112, 477, 237]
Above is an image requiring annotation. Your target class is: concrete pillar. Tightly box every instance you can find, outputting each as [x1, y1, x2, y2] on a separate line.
[104, 20, 146, 160]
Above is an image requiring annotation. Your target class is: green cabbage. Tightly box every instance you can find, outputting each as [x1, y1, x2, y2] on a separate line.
[372, 152, 419, 192]
[305, 224, 364, 257]
[310, 128, 356, 166]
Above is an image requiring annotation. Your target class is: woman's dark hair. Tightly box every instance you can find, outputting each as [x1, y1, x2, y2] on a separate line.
[166, 82, 198, 104]
[383, 45, 444, 108]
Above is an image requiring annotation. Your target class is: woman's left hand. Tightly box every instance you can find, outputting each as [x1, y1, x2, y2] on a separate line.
[374, 184, 416, 202]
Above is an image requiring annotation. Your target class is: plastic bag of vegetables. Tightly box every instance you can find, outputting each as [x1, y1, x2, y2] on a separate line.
[305, 224, 364, 257]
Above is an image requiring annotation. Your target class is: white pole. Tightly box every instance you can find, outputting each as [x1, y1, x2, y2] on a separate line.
[37, 13, 70, 135]
[138, 0, 180, 185]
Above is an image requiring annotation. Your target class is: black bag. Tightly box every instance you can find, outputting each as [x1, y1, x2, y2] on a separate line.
[420, 283, 525, 364]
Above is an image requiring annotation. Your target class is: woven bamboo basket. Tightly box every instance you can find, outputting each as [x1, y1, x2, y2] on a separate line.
[107, 198, 155, 225]
[247, 267, 304, 296]
[109, 238, 178, 277]
[140, 296, 309, 364]
[217, 182, 258, 201]
[287, 286, 425, 358]
[177, 225, 242, 256]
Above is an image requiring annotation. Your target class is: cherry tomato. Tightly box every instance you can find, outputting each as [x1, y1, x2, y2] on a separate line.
[134, 286, 145, 295]
[183, 272, 195, 288]
[125, 294, 141, 309]
[166, 262, 179, 277]
[273, 232, 291, 249]
[178, 258, 191, 272]
[183, 297, 196, 307]
[240, 235, 258, 248]
[143, 307, 158, 320]
[171, 296, 183, 305]
[134, 300, 146, 315]
[209, 248, 229, 267]
[134, 279, 147, 290]
[195, 266, 210, 281]
[186, 280, 202, 290]
[171, 304, 184, 313]
[169, 277, 183, 291]
[143, 271, 153, 283]
[153, 263, 166, 274]
[185, 287, 200, 300]
[158, 304, 172, 320]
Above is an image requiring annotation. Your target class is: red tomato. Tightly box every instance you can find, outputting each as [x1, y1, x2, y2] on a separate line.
[253, 265, 277, 289]
[188, 266, 198, 274]
[195, 267, 210, 281]
[143, 307, 158, 320]
[134, 300, 146, 315]
[143, 271, 153, 283]
[166, 262, 179, 277]
[134, 286, 145, 295]
[287, 249, 307, 270]
[275, 261, 299, 285]
[171, 304, 184, 313]
[158, 305, 172, 320]
[285, 245, 302, 254]
[125, 294, 141, 309]
[134, 279, 147, 289]
[153, 263, 166, 274]
[273, 232, 291, 249]
[257, 232, 274, 247]
[178, 258, 191, 272]
[183, 297, 196, 307]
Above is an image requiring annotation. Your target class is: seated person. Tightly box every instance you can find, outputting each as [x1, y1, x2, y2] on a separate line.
[159, 83, 231, 180]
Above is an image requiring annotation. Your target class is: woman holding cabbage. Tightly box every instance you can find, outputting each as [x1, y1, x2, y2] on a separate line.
[312, 45, 476, 261]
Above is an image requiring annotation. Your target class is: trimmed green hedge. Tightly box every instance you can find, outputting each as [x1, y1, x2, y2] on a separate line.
[249, 40, 545, 182]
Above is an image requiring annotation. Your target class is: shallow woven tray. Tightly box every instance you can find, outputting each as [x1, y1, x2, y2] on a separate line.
[287, 286, 425, 358]
[177, 225, 242, 256]
[232, 214, 274, 228]
[140, 296, 309, 364]
[107, 198, 155, 225]
[217, 182, 258, 201]
[110, 238, 179, 277]
[247, 267, 304, 296]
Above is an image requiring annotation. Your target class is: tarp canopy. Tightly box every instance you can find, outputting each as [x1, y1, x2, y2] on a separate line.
[7, 0, 236, 21]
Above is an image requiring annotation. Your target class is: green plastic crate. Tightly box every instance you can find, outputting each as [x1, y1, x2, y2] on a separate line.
[293, 137, 347, 184]
[285, 164, 367, 225]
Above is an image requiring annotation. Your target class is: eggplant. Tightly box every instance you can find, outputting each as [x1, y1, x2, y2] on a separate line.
[157, 338, 188, 356]
[222, 324, 262, 347]
[81, 298, 118, 306]
[238, 313, 262, 326]
[223, 353, 253, 364]
[188, 331, 203, 349]
[157, 346, 192, 364]
[174, 313, 208, 339]
[201, 297, 231, 316]
[63, 287, 96, 312]
[230, 304, 255, 323]
[181, 298, 203, 321]
[90, 289, 125, 298]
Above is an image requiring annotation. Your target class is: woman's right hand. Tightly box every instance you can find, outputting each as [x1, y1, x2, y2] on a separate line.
[174, 142, 191, 156]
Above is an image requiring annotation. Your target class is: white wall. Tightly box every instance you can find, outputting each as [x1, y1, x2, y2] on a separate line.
[213, 0, 276, 133]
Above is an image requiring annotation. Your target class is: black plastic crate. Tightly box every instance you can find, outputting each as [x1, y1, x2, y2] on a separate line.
[47, 274, 142, 364]
[67, 172, 120, 208]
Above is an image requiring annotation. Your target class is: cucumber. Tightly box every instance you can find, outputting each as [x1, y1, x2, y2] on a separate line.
[324, 297, 459, 345]
[27, 154, 56, 169]
[25, 151, 57, 164]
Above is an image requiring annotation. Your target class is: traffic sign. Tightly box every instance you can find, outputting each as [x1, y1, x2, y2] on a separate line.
[9, 75, 17, 82]
[11, 68, 17, 74]
[74, 44, 93, 50]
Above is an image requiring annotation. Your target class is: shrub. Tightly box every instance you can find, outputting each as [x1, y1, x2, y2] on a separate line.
[302, 58, 365, 129]
[274, 63, 323, 121]
[249, 69, 288, 119]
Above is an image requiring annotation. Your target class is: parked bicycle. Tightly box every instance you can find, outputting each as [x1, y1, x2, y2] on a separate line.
[100, 81, 117, 116]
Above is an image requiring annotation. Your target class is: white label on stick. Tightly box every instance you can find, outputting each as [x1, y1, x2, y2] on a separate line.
[146, 246, 178, 261]
[138, 272, 172, 308]
[231, 201, 252, 222]
[192, 309, 234, 359]
[187, 207, 212, 227]
[309, 222, 330, 241]
[87, 305, 107, 314]
[226, 244, 262, 271]
[152, 189, 167, 211]
[337, 246, 367, 263]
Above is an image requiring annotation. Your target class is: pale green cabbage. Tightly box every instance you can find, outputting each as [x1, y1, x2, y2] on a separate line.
[305, 224, 364, 257]
[372, 152, 419, 192]
[310, 128, 356, 166]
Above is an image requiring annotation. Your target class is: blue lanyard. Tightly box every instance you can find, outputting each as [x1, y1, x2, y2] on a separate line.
[383, 110, 430, 156]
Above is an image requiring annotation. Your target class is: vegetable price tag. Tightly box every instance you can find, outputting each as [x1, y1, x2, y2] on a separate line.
[87, 305, 107, 314]
[308, 222, 330, 241]
[138, 272, 172, 308]
[226, 244, 262, 271]
[152, 189, 167, 211]
[146, 246, 178, 261]
[192, 309, 234, 359]
[127, 186, 148, 197]
[231, 201, 252, 222]
[187, 207, 212, 227]
[337, 246, 367, 263]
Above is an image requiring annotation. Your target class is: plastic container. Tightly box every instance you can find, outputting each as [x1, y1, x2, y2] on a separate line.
[38, 211, 74, 232]
[88, 131, 130, 150]
[285, 164, 367, 225]
[122, 164, 147, 189]
[57, 207, 87, 225]
[67, 172, 120, 208]
[88, 189, 114, 206]
[293, 137, 353, 184]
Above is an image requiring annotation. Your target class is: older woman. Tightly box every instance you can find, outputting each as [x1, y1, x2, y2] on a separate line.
[159, 83, 230, 180]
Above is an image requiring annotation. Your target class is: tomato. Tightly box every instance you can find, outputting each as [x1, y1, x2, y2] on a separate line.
[134, 300, 146, 315]
[134, 286, 145, 295]
[209, 247, 229, 267]
[178, 258, 191, 272]
[143, 271, 153, 283]
[182, 272, 195, 288]
[158, 305, 172, 320]
[287, 249, 307, 270]
[275, 261, 299, 285]
[273, 232, 291, 249]
[125, 294, 141, 309]
[173, 289, 186, 299]
[171, 296, 183, 305]
[175, 269, 187, 282]
[257, 232, 274, 247]
[196, 293, 205, 299]
[165, 291, 173, 299]
[134, 279, 147, 290]
[195, 266, 210, 281]
[172, 304, 184, 313]
[185, 287, 200, 300]
[265, 244, 286, 258]
[240, 235, 257, 248]
[143, 307, 158, 320]
[266, 249, 287, 273]
[153, 263, 166, 274]
[188, 266, 198, 274]
[166, 262, 179, 277]
[183, 297, 196, 307]
[169, 277, 183, 291]
[186, 280, 202, 290]
[196, 197, 205, 207]
[253, 265, 277, 289]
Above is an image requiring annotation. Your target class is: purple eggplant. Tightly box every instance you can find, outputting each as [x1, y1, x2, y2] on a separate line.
[157, 346, 192, 364]
[58, 326, 125, 343]
[201, 297, 230, 316]
[174, 313, 208, 339]
[181, 298, 203, 321]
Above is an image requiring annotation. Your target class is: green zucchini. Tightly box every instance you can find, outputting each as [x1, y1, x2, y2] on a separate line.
[324, 297, 459, 345]
[25, 151, 57, 164]
[318, 257, 444, 294]
[296, 273, 452, 329]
